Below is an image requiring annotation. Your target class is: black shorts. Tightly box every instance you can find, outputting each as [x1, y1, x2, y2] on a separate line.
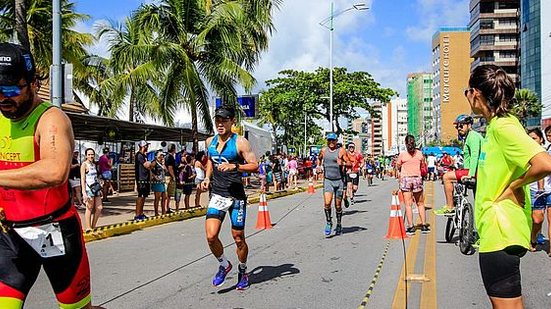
[346, 173, 360, 185]
[182, 184, 193, 195]
[0, 214, 91, 306]
[479, 246, 527, 298]
[137, 182, 150, 198]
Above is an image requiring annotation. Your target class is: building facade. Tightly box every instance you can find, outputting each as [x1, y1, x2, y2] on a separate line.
[382, 98, 408, 155]
[469, 0, 520, 84]
[520, 0, 551, 127]
[407, 73, 432, 145]
[432, 27, 473, 143]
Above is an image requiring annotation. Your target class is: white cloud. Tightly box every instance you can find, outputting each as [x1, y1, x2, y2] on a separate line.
[405, 0, 470, 42]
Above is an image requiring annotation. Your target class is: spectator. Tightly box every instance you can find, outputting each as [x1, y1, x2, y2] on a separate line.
[287, 155, 298, 189]
[151, 150, 168, 216]
[81, 148, 103, 231]
[69, 150, 83, 209]
[98, 147, 116, 203]
[135, 140, 153, 220]
[426, 153, 437, 181]
[194, 151, 207, 207]
[272, 155, 283, 191]
[165, 144, 177, 213]
[176, 155, 195, 210]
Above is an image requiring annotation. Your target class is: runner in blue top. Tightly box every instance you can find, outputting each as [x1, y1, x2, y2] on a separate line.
[201, 105, 259, 291]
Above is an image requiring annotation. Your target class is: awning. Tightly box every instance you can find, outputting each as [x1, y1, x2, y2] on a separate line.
[66, 112, 210, 143]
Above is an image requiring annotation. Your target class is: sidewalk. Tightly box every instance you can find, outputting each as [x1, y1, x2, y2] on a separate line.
[78, 177, 317, 231]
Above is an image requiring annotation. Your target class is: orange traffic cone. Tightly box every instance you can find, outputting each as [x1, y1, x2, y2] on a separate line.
[385, 194, 408, 239]
[308, 179, 315, 194]
[255, 193, 272, 229]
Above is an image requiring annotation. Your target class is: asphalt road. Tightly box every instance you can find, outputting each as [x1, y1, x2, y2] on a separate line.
[25, 177, 551, 308]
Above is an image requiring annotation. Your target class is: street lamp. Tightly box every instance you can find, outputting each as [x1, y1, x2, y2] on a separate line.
[320, 2, 368, 132]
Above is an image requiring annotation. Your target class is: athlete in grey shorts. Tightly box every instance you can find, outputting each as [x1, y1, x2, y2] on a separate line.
[317, 132, 347, 236]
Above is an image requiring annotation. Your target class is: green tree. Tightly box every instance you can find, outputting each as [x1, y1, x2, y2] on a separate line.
[258, 67, 397, 146]
[128, 0, 281, 151]
[94, 17, 161, 122]
[511, 88, 542, 126]
[0, 0, 92, 79]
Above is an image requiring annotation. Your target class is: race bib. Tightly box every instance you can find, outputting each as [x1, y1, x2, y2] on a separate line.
[208, 194, 234, 211]
[14, 223, 66, 258]
[349, 173, 358, 179]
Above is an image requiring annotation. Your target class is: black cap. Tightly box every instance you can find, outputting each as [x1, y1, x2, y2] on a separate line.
[214, 105, 236, 119]
[0, 43, 36, 86]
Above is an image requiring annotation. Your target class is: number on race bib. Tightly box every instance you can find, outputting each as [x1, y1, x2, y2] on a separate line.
[208, 194, 234, 211]
[14, 223, 66, 258]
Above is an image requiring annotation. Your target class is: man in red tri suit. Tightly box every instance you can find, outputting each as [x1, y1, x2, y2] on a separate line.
[0, 43, 102, 309]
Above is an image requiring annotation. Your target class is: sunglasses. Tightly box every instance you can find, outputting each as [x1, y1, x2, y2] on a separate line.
[0, 84, 28, 98]
[463, 87, 473, 97]
[455, 123, 466, 129]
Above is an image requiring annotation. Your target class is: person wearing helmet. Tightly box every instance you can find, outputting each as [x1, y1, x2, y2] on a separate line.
[343, 142, 364, 206]
[434, 114, 484, 215]
[317, 133, 347, 236]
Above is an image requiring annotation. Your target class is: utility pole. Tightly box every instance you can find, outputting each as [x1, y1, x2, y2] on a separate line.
[51, 0, 62, 107]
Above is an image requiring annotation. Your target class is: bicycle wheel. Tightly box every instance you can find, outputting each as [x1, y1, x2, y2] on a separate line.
[459, 202, 475, 255]
[445, 217, 455, 243]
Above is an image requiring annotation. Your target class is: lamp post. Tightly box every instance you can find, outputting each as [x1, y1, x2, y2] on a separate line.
[320, 2, 368, 132]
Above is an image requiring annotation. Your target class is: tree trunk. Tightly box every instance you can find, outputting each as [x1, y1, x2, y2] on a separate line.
[128, 91, 135, 122]
[191, 104, 198, 154]
[14, 0, 30, 50]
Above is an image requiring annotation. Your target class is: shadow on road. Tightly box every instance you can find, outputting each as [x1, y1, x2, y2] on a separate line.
[217, 264, 300, 293]
[353, 199, 371, 204]
[343, 210, 368, 216]
[326, 226, 368, 238]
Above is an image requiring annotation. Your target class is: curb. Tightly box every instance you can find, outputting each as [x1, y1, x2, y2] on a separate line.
[83, 183, 324, 243]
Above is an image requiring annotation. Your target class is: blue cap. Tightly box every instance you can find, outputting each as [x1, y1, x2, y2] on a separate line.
[326, 132, 338, 140]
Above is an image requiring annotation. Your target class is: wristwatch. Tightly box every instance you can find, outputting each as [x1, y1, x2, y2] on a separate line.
[234, 163, 240, 171]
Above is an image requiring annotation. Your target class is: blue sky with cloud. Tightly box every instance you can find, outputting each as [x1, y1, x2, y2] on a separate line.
[75, 0, 470, 108]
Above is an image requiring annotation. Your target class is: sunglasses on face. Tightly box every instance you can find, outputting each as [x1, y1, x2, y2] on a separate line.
[455, 123, 466, 129]
[0, 84, 28, 98]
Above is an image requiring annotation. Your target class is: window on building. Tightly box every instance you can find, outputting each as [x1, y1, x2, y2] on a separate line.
[480, 2, 494, 13]
[480, 19, 493, 29]
[481, 35, 494, 45]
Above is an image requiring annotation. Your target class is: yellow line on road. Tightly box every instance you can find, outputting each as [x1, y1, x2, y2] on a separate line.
[391, 223, 420, 308]
[420, 182, 437, 308]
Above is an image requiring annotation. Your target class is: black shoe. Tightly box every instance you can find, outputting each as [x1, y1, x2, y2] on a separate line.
[421, 224, 430, 234]
[166, 208, 174, 214]
[406, 226, 416, 236]
[344, 198, 350, 208]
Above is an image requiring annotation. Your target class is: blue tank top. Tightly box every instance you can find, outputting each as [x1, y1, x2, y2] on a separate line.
[207, 133, 246, 199]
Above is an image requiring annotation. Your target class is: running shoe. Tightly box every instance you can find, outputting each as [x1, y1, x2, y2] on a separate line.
[236, 272, 250, 290]
[433, 206, 455, 216]
[133, 214, 148, 221]
[406, 226, 416, 236]
[421, 224, 430, 234]
[212, 261, 232, 287]
[324, 222, 333, 236]
[335, 224, 342, 235]
[344, 198, 350, 208]
[537, 233, 546, 245]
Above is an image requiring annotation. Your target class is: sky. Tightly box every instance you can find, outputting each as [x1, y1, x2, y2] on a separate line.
[74, 0, 471, 120]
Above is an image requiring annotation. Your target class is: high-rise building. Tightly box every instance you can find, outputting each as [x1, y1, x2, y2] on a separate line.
[432, 27, 473, 143]
[407, 73, 432, 144]
[469, 0, 520, 84]
[382, 98, 408, 155]
[520, 0, 551, 127]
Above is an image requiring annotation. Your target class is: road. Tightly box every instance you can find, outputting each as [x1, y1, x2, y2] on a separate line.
[25, 178, 551, 308]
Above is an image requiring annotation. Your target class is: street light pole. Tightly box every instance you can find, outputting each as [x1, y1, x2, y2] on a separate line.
[320, 2, 368, 133]
[52, 0, 62, 107]
[329, 2, 334, 132]
[304, 110, 307, 157]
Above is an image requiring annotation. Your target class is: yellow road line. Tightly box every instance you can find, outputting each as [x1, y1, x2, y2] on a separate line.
[420, 182, 437, 308]
[391, 225, 420, 308]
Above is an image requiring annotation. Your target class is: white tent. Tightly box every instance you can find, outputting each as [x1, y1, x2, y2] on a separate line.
[242, 121, 273, 159]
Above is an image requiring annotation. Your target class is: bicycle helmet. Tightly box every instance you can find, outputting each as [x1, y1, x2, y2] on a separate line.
[454, 114, 473, 125]
[326, 132, 338, 140]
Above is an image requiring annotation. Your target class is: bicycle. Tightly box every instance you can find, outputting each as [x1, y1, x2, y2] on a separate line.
[444, 177, 477, 255]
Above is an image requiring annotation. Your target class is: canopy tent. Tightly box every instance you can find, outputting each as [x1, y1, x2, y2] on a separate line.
[242, 121, 273, 159]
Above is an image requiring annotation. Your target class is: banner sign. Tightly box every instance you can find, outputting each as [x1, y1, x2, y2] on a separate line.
[215, 96, 257, 118]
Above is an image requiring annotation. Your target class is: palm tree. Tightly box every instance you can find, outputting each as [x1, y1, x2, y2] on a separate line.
[512, 88, 542, 126]
[94, 18, 161, 122]
[0, 0, 92, 79]
[131, 0, 281, 151]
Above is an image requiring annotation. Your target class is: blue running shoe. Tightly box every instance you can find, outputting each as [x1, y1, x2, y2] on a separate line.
[335, 224, 342, 235]
[537, 233, 546, 245]
[324, 222, 332, 236]
[212, 262, 232, 287]
[236, 272, 250, 290]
